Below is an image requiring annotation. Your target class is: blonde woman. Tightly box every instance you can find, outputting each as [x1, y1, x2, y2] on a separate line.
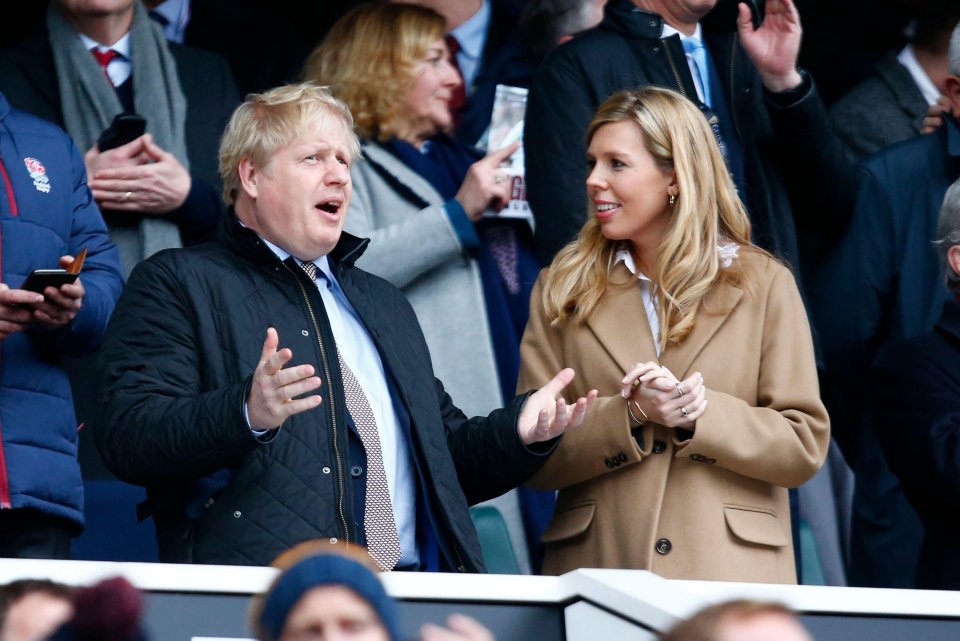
[518, 87, 830, 583]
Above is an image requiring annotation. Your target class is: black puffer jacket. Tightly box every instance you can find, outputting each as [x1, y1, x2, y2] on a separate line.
[95, 215, 547, 568]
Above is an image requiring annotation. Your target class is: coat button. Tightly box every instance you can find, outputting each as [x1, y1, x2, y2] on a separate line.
[233, 511, 241, 518]
[655, 538, 672, 555]
[617, 452, 627, 463]
[329, 537, 338, 544]
[322, 466, 331, 474]
[690, 453, 703, 462]
[605, 458, 615, 468]
[350, 465, 363, 477]
[705, 457, 717, 465]
[652, 440, 666, 454]
[301, 329, 309, 336]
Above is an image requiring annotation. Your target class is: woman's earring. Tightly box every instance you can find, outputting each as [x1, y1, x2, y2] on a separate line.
[669, 193, 677, 206]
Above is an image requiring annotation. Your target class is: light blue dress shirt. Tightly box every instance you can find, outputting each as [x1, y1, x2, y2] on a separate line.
[450, 0, 490, 95]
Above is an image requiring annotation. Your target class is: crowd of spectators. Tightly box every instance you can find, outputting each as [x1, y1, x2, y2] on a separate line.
[1, 0, 960, 617]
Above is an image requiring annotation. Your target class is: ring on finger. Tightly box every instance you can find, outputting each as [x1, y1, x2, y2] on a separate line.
[680, 406, 689, 418]
[494, 174, 505, 184]
[122, 191, 132, 202]
[675, 382, 685, 398]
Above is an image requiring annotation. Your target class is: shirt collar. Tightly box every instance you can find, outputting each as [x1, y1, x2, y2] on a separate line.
[252, 229, 335, 282]
[613, 247, 652, 283]
[612, 240, 740, 278]
[150, 0, 192, 43]
[897, 44, 942, 106]
[660, 22, 703, 47]
[451, 0, 490, 61]
[79, 31, 132, 58]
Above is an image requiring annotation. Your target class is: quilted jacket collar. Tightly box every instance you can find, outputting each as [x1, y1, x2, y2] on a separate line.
[221, 209, 370, 270]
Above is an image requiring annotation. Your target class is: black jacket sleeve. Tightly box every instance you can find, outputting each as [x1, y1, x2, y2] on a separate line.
[94, 256, 263, 486]
[441, 381, 556, 505]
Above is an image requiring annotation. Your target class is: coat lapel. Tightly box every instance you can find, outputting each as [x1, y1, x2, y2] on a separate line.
[660, 278, 743, 378]
[585, 262, 659, 376]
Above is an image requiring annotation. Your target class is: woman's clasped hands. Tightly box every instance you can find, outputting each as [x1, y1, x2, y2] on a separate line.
[620, 362, 707, 429]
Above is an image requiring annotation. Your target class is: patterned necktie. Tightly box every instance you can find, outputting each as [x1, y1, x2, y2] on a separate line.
[90, 48, 120, 87]
[444, 34, 467, 129]
[681, 37, 712, 109]
[300, 261, 402, 571]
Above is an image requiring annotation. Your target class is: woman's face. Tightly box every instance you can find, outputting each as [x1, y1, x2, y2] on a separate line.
[586, 120, 676, 250]
[401, 38, 462, 144]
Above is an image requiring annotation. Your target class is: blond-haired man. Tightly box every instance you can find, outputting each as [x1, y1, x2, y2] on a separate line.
[95, 83, 594, 569]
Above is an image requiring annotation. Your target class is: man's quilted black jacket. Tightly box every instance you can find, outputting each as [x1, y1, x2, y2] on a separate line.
[94, 215, 548, 568]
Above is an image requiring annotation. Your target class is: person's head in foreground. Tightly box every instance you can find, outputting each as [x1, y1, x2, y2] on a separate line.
[660, 600, 814, 641]
[251, 542, 500, 641]
[251, 543, 400, 641]
[0, 580, 73, 641]
[219, 82, 361, 262]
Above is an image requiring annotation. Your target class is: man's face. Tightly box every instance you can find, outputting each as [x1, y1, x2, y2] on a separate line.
[238, 116, 353, 262]
[634, 0, 718, 24]
[57, 0, 134, 18]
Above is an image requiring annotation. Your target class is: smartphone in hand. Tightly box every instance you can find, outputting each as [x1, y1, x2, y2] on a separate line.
[20, 248, 86, 293]
[97, 113, 146, 151]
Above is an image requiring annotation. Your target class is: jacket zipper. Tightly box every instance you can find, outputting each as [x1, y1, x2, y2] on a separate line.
[0, 158, 18, 217]
[283, 263, 351, 542]
[662, 40, 688, 99]
[0, 157, 10, 507]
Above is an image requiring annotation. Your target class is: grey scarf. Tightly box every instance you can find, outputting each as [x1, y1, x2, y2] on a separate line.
[47, 0, 188, 274]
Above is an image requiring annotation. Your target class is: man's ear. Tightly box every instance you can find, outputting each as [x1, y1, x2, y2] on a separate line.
[946, 75, 960, 119]
[948, 244, 960, 280]
[238, 158, 259, 200]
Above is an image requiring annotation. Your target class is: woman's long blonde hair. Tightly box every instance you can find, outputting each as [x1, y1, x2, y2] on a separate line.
[542, 87, 753, 351]
[303, 3, 446, 142]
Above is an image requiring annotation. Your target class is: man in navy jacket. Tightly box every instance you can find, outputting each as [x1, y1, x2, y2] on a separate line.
[0, 92, 123, 558]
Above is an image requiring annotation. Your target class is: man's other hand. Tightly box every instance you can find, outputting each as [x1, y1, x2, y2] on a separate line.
[517, 368, 597, 445]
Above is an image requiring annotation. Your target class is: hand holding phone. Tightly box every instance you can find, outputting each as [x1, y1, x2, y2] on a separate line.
[21, 248, 86, 293]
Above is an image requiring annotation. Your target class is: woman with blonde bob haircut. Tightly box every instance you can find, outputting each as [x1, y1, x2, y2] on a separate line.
[305, 2, 538, 423]
[518, 87, 829, 582]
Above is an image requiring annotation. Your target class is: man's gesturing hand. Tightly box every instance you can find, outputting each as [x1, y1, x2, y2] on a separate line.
[517, 368, 597, 445]
[246, 328, 323, 431]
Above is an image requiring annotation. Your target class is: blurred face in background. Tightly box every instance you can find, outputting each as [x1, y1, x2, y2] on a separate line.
[280, 586, 389, 641]
[401, 39, 462, 145]
[1, 592, 73, 641]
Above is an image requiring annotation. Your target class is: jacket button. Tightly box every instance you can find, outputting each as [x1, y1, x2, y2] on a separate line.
[233, 511, 241, 518]
[617, 452, 627, 463]
[690, 453, 703, 462]
[652, 440, 666, 454]
[705, 457, 717, 465]
[604, 458, 614, 468]
[350, 465, 363, 477]
[329, 537, 338, 544]
[301, 329, 309, 336]
[655, 538, 672, 555]
[322, 466, 331, 474]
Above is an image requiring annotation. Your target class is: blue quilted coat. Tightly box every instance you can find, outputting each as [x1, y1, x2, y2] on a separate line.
[0, 92, 122, 528]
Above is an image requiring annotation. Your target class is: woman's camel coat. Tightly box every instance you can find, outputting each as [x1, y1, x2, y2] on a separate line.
[518, 249, 830, 583]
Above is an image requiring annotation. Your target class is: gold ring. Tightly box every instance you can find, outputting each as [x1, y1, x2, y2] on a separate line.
[675, 382, 685, 398]
[495, 174, 505, 184]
